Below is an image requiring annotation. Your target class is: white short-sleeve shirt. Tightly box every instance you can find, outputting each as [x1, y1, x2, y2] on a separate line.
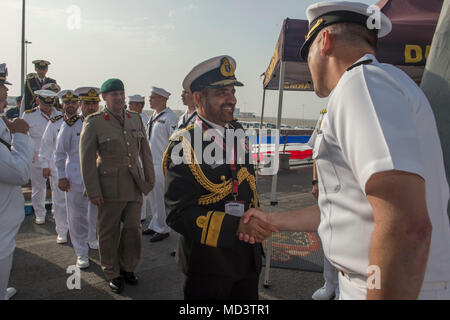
[314, 54, 450, 282]
[148, 107, 179, 167]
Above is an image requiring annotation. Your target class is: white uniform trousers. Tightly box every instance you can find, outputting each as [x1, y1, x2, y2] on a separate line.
[338, 271, 450, 300]
[147, 165, 170, 234]
[30, 165, 48, 219]
[0, 223, 20, 301]
[323, 257, 339, 296]
[49, 170, 68, 236]
[140, 194, 148, 221]
[66, 191, 98, 256]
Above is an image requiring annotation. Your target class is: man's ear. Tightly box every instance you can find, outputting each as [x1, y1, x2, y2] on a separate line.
[193, 91, 202, 107]
[320, 30, 335, 56]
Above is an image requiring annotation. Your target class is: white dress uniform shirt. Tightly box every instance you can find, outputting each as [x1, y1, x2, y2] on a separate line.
[148, 107, 179, 166]
[0, 114, 12, 144]
[39, 115, 68, 236]
[138, 111, 150, 221]
[22, 107, 62, 167]
[40, 116, 65, 171]
[0, 133, 33, 258]
[177, 109, 197, 130]
[55, 116, 85, 192]
[139, 112, 150, 135]
[0, 132, 33, 300]
[314, 54, 450, 297]
[147, 107, 178, 234]
[55, 114, 97, 256]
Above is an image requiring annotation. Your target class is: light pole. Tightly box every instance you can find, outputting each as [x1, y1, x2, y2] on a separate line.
[20, 0, 26, 97]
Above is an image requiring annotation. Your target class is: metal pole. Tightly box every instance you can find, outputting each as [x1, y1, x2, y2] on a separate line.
[257, 89, 267, 177]
[264, 60, 286, 288]
[420, 0, 450, 218]
[20, 0, 26, 97]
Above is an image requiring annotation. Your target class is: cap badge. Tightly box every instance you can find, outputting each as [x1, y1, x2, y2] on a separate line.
[220, 58, 234, 77]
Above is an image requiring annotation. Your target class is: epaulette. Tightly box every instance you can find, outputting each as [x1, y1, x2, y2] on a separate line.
[320, 108, 327, 115]
[169, 123, 194, 142]
[65, 115, 80, 127]
[85, 110, 104, 122]
[26, 73, 36, 80]
[25, 108, 37, 114]
[50, 114, 64, 123]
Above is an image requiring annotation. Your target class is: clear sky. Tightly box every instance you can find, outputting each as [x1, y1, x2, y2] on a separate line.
[3, 0, 374, 119]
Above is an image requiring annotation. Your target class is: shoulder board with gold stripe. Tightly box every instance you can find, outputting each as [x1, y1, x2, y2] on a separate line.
[25, 108, 37, 114]
[50, 114, 64, 123]
[26, 74, 36, 80]
[320, 108, 327, 115]
[65, 115, 80, 127]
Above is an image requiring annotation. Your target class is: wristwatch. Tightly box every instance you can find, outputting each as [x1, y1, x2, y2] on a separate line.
[312, 179, 318, 186]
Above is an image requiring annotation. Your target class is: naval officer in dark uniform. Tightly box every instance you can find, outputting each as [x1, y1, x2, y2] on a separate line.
[164, 55, 278, 300]
[23, 60, 57, 112]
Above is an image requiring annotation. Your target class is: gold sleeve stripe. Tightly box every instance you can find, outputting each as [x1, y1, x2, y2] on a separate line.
[205, 211, 225, 248]
[196, 211, 213, 245]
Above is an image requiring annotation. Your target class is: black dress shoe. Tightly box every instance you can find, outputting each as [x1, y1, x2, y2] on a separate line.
[109, 277, 124, 294]
[120, 271, 139, 285]
[142, 229, 156, 236]
[142, 228, 156, 235]
[150, 232, 170, 242]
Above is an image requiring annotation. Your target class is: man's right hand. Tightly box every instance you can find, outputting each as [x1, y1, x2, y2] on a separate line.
[312, 183, 319, 199]
[43, 168, 52, 179]
[2, 116, 29, 134]
[90, 196, 104, 207]
[58, 178, 70, 192]
[237, 208, 278, 244]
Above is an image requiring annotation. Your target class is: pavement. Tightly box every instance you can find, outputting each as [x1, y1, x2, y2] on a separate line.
[9, 164, 325, 300]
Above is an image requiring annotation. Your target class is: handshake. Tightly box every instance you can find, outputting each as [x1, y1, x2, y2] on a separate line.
[236, 208, 279, 244]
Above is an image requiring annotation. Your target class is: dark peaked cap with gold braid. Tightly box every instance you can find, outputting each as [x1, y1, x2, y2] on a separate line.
[183, 55, 244, 94]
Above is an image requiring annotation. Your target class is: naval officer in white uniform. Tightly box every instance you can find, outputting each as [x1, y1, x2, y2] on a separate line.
[240, 1, 450, 300]
[39, 90, 79, 243]
[177, 90, 197, 130]
[128, 94, 150, 222]
[55, 87, 100, 269]
[142, 87, 178, 242]
[308, 108, 339, 300]
[0, 64, 12, 145]
[0, 68, 33, 300]
[22, 90, 62, 225]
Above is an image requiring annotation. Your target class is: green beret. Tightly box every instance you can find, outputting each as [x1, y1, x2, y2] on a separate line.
[100, 78, 124, 94]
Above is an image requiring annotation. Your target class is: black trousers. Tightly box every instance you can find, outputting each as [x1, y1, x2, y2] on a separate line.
[184, 273, 259, 300]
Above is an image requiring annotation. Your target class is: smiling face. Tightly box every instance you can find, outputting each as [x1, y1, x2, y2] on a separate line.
[194, 86, 236, 127]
